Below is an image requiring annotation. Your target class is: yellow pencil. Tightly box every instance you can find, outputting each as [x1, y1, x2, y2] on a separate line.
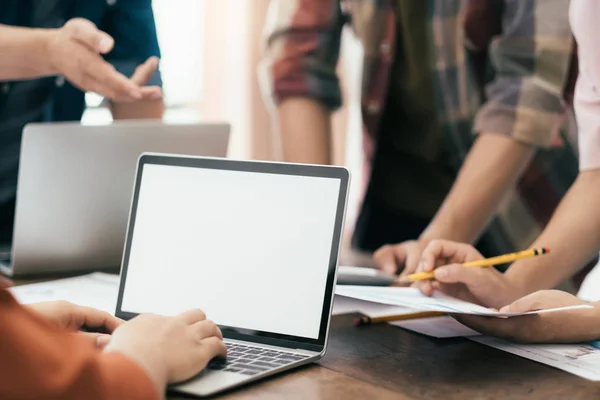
[398, 247, 550, 284]
[354, 311, 446, 326]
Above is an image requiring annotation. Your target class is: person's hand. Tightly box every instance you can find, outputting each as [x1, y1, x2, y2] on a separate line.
[373, 240, 426, 279]
[415, 240, 524, 309]
[26, 301, 123, 346]
[454, 290, 600, 343]
[104, 310, 227, 394]
[44, 18, 156, 102]
[126, 56, 163, 101]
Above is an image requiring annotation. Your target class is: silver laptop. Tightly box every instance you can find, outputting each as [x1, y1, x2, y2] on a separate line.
[115, 154, 349, 397]
[0, 121, 229, 277]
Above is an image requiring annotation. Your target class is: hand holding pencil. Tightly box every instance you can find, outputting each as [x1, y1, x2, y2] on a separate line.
[355, 241, 550, 326]
[407, 240, 551, 310]
[398, 247, 550, 284]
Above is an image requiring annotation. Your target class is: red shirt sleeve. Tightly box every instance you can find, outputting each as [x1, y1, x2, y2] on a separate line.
[0, 290, 159, 400]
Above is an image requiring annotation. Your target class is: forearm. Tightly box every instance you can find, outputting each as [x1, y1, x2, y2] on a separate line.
[0, 25, 56, 80]
[506, 170, 600, 294]
[276, 98, 332, 165]
[420, 133, 534, 244]
[0, 291, 159, 400]
[584, 301, 600, 341]
[110, 100, 165, 120]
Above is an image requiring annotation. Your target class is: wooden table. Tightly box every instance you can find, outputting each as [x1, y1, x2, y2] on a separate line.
[169, 313, 600, 399]
[12, 278, 600, 399]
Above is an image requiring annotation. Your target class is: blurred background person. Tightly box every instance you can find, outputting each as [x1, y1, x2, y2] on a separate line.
[0, 0, 165, 244]
[261, 0, 587, 288]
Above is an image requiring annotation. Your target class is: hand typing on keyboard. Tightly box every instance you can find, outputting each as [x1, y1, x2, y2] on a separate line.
[207, 342, 309, 376]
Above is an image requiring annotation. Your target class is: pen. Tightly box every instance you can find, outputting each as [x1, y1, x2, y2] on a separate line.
[398, 247, 551, 284]
[354, 311, 446, 326]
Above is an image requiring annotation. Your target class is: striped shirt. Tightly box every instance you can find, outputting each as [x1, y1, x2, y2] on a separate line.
[261, 0, 579, 255]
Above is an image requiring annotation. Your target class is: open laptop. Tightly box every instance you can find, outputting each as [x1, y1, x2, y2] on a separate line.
[0, 121, 229, 277]
[115, 154, 349, 397]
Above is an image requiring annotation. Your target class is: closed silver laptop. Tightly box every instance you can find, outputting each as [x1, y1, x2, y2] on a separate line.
[0, 121, 229, 277]
[115, 154, 349, 397]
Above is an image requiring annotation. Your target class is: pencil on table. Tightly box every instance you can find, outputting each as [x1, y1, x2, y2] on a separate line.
[396, 247, 550, 284]
[354, 311, 446, 326]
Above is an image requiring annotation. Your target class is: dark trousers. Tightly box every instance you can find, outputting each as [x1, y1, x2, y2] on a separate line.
[351, 193, 429, 253]
[351, 192, 494, 259]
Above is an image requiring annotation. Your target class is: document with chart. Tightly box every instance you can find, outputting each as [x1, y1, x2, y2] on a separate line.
[471, 337, 600, 381]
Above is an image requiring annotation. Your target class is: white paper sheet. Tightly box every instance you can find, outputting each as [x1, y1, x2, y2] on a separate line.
[333, 295, 479, 338]
[471, 336, 600, 381]
[10, 273, 120, 315]
[391, 316, 480, 338]
[335, 286, 593, 317]
[332, 295, 416, 317]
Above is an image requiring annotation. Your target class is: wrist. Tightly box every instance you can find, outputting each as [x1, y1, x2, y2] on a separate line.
[418, 223, 454, 246]
[502, 270, 531, 301]
[104, 346, 167, 395]
[504, 261, 547, 301]
[37, 28, 60, 75]
[419, 208, 467, 245]
[505, 251, 570, 296]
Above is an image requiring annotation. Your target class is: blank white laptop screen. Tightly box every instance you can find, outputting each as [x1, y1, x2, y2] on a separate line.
[120, 163, 341, 339]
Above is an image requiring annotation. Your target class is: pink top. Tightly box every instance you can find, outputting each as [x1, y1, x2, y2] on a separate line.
[571, 0, 600, 170]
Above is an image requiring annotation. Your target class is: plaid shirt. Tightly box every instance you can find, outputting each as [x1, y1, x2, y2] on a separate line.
[261, 0, 578, 255]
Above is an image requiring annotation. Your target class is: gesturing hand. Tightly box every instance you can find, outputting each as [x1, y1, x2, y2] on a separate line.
[45, 18, 159, 102]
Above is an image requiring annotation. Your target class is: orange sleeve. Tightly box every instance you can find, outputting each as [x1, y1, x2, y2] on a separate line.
[0, 290, 160, 400]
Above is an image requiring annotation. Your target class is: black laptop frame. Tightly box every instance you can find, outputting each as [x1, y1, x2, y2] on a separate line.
[115, 154, 349, 352]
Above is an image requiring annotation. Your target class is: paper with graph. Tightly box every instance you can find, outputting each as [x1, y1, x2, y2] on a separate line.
[471, 337, 600, 381]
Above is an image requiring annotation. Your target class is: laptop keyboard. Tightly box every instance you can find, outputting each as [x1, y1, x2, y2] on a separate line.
[207, 342, 310, 376]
